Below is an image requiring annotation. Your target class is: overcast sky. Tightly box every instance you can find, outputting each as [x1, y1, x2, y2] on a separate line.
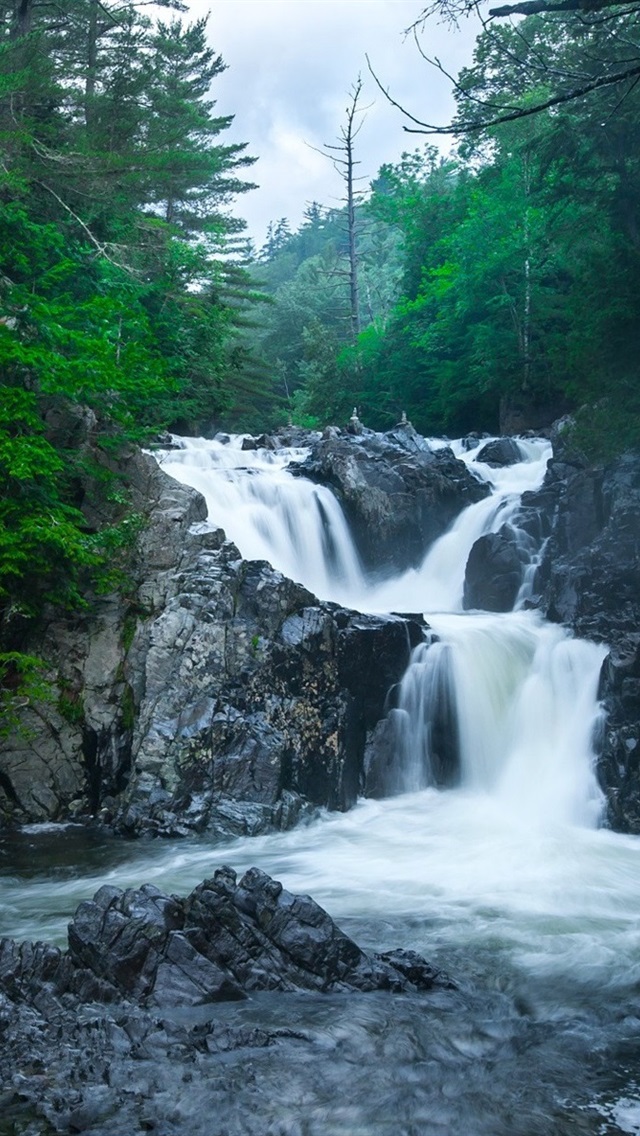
[184, 1, 477, 248]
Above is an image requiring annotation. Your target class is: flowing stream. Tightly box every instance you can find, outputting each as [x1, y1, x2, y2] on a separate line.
[2, 433, 640, 1135]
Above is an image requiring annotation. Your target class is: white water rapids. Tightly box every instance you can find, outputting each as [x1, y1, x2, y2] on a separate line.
[2, 431, 640, 1134]
[154, 434, 550, 613]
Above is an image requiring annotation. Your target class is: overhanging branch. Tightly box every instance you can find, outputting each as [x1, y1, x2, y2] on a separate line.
[373, 56, 640, 134]
[489, 0, 635, 15]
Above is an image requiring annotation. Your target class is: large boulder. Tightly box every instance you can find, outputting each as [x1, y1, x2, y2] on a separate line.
[463, 529, 528, 612]
[536, 452, 640, 641]
[115, 583, 424, 839]
[290, 428, 488, 577]
[0, 868, 452, 1135]
[475, 437, 522, 467]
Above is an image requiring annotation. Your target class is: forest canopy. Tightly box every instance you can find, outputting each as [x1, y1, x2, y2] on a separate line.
[254, 2, 639, 450]
[1, 0, 638, 714]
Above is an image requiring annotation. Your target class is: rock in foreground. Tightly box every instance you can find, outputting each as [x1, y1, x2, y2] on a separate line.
[0, 867, 452, 1135]
[1, 867, 450, 1010]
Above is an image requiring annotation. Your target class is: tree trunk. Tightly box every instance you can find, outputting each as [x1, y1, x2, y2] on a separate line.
[521, 153, 532, 392]
[11, 0, 33, 37]
[346, 111, 361, 339]
[85, 0, 99, 128]
[318, 76, 365, 342]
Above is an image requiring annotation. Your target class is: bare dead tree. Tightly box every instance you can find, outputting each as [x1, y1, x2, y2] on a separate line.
[312, 77, 370, 339]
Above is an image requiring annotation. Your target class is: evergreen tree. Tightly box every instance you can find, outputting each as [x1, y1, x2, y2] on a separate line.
[0, 1, 262, 715]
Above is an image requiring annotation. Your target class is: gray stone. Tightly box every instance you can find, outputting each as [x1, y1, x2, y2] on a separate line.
[290, 431, 488, 576]
[0, 441, 421, 835]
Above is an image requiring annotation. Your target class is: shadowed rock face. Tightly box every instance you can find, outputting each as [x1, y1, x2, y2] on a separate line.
[291, 427, 488, 578]
[516, 445, 640, 832]
[463, 530, 528, 613]
[597, 638, 640, 833]
[475, 438, 522, 468]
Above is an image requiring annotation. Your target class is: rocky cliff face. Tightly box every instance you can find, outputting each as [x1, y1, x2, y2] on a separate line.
[461, 432, 640, 832]
[532, 448, 640, 833]
[0, 442, 424, 836]
[2, 423, 638, 838]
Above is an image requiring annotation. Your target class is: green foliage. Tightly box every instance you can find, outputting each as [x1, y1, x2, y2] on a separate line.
[569, 398, 640, 465]
[0, 1, 261, 708]
[57, 683, 85, 726]
[257, 9, 639, 445]
[0, 386, 99, 616]
[0, 653, 51, 738]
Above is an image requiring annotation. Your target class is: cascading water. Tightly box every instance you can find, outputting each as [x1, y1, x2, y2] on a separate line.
[158, 432, 605, 829]
[155, 436, 367, 606]
[156, 432, 551, 613]
[3, 430, 640, 1136]
[424, 611, 606, 827]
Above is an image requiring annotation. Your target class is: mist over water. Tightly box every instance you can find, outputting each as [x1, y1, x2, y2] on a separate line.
[3, 432, 640, 1133]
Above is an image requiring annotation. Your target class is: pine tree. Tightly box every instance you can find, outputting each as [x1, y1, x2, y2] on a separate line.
[144, 17, 255, 237]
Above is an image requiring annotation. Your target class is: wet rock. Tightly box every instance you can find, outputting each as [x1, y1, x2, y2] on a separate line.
[112, 591, 423, 838]
[530, 449, 640, 832]
[464, 529, 528, 612]
[0, 869, 454, 1136]
[459, 432, 491, 451]
[476, 437, 522, 467]
[2, 868, 451, 1010]
[384, 421, 432, 455]
[240, 433, 276, 451]
[0, 443, 421, 835]
[363, 716, 401, 799]
[536, 453, 640, 641]
[364, 637, 460, 798]
[597, 636, 640, 833]
[291, 432, 488, 576]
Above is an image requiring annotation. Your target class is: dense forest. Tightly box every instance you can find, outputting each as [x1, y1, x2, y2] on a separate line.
[0, 0, 638, 714]
[255, 6, 640, 447]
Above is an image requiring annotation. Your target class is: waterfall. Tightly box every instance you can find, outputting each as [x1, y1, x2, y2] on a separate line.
[390, 636, 459, 793]
[154, 432, 606, 834]
[157, 433, 550, 614]
[426, 612, 606, 827]
[3, 432, 635, 1135]
[156, 436, 367, 605]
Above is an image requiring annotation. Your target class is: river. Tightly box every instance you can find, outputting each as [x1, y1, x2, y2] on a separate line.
[1, 432, 639, 1135]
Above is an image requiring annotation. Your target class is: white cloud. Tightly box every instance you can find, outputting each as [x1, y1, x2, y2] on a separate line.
[183, 0, 478, 245]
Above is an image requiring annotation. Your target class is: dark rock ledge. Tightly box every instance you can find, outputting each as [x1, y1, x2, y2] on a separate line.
[291, 424, 488, 577]
[1, 866, 449, 1008]
[0, 867, 451, 1133]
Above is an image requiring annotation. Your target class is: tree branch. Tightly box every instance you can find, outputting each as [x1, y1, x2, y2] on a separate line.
[35, 181, 136, 273]
[403, 60, 640, 132]
[489, 0, 634, 16]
